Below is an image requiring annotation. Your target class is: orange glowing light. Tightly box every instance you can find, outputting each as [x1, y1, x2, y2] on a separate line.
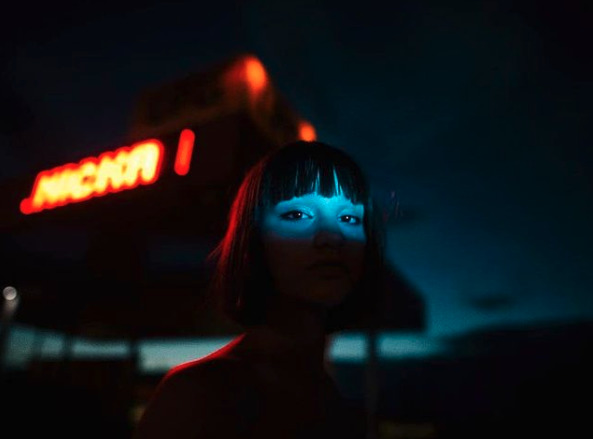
[244, 56, 267, 97]
[298, 121, 317, 141]
[20, 140, 164, 214]
[174, 128, 195, 176]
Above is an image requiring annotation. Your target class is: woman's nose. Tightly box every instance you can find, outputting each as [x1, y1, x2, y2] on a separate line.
[312, 221, 345, 248]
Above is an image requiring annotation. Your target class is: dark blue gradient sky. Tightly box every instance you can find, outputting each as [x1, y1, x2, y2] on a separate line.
[1, 0, 592, 336]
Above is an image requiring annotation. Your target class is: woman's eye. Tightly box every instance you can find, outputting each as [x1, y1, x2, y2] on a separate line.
[340, 215, 362, 225]
[280, 210, 310, 221]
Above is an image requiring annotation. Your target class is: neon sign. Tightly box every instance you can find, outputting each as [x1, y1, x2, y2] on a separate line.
[173, 129, 195, 176]
[20, 139, 166, 215]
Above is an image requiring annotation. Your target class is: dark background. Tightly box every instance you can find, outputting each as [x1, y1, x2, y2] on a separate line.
[2, 0, 592, 336]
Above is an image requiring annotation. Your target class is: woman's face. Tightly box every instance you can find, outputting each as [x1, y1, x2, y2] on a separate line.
[260, 191, 367, 307]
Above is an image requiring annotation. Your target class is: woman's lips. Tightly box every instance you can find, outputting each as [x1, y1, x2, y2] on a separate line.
[307, 263, 348, 275]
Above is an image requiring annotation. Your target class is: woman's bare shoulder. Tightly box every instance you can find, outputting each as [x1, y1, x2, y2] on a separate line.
[132, 354, 258, 439]
[164, 354, 251, 388]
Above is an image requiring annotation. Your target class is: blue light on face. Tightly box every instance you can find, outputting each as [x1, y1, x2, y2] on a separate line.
[261, 193, 366, 242]
[258, 191, 367, 305]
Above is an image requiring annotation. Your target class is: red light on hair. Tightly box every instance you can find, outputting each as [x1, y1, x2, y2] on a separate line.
[174, 128, 195, 176]
[298, 121, 317, 141]
[20, 140, 164, 214]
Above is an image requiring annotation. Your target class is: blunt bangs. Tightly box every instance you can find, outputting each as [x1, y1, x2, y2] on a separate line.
[258, 142, 368, 212]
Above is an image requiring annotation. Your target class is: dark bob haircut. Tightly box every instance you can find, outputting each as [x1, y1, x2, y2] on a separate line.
[206, 140, 386, 333]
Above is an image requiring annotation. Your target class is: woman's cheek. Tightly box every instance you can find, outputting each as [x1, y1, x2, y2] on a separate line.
[263, 239, 305, 280]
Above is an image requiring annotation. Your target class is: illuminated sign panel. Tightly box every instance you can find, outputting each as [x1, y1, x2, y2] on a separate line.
[17, 54, 319, 216]
[20, 139, 165, 215]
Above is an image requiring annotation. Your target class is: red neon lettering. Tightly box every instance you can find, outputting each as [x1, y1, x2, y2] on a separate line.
[20, 140, 164, 214]
[174, 128, 195, 176]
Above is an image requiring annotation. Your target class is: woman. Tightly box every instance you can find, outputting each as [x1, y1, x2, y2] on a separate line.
[132, 140, 386, 439]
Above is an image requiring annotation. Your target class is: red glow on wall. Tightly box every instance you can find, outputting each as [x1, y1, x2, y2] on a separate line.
[20, 139, 164, 215]
[174, 128, 195, 176]
[298, 121, 317, 141]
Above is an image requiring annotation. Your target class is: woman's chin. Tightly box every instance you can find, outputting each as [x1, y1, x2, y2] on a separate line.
[304, 285, 351, 307]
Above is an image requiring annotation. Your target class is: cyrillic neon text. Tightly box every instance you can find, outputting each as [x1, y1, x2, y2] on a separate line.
[20, 140, 164, 214]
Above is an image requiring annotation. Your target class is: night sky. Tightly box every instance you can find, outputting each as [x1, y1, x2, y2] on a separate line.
[1, 0, 592, 337]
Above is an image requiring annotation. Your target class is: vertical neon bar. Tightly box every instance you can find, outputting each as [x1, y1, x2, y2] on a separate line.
[174, 129, 195, 176]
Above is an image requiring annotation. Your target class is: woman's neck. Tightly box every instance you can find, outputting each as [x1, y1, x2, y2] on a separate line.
[239, 294, 330, 369]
